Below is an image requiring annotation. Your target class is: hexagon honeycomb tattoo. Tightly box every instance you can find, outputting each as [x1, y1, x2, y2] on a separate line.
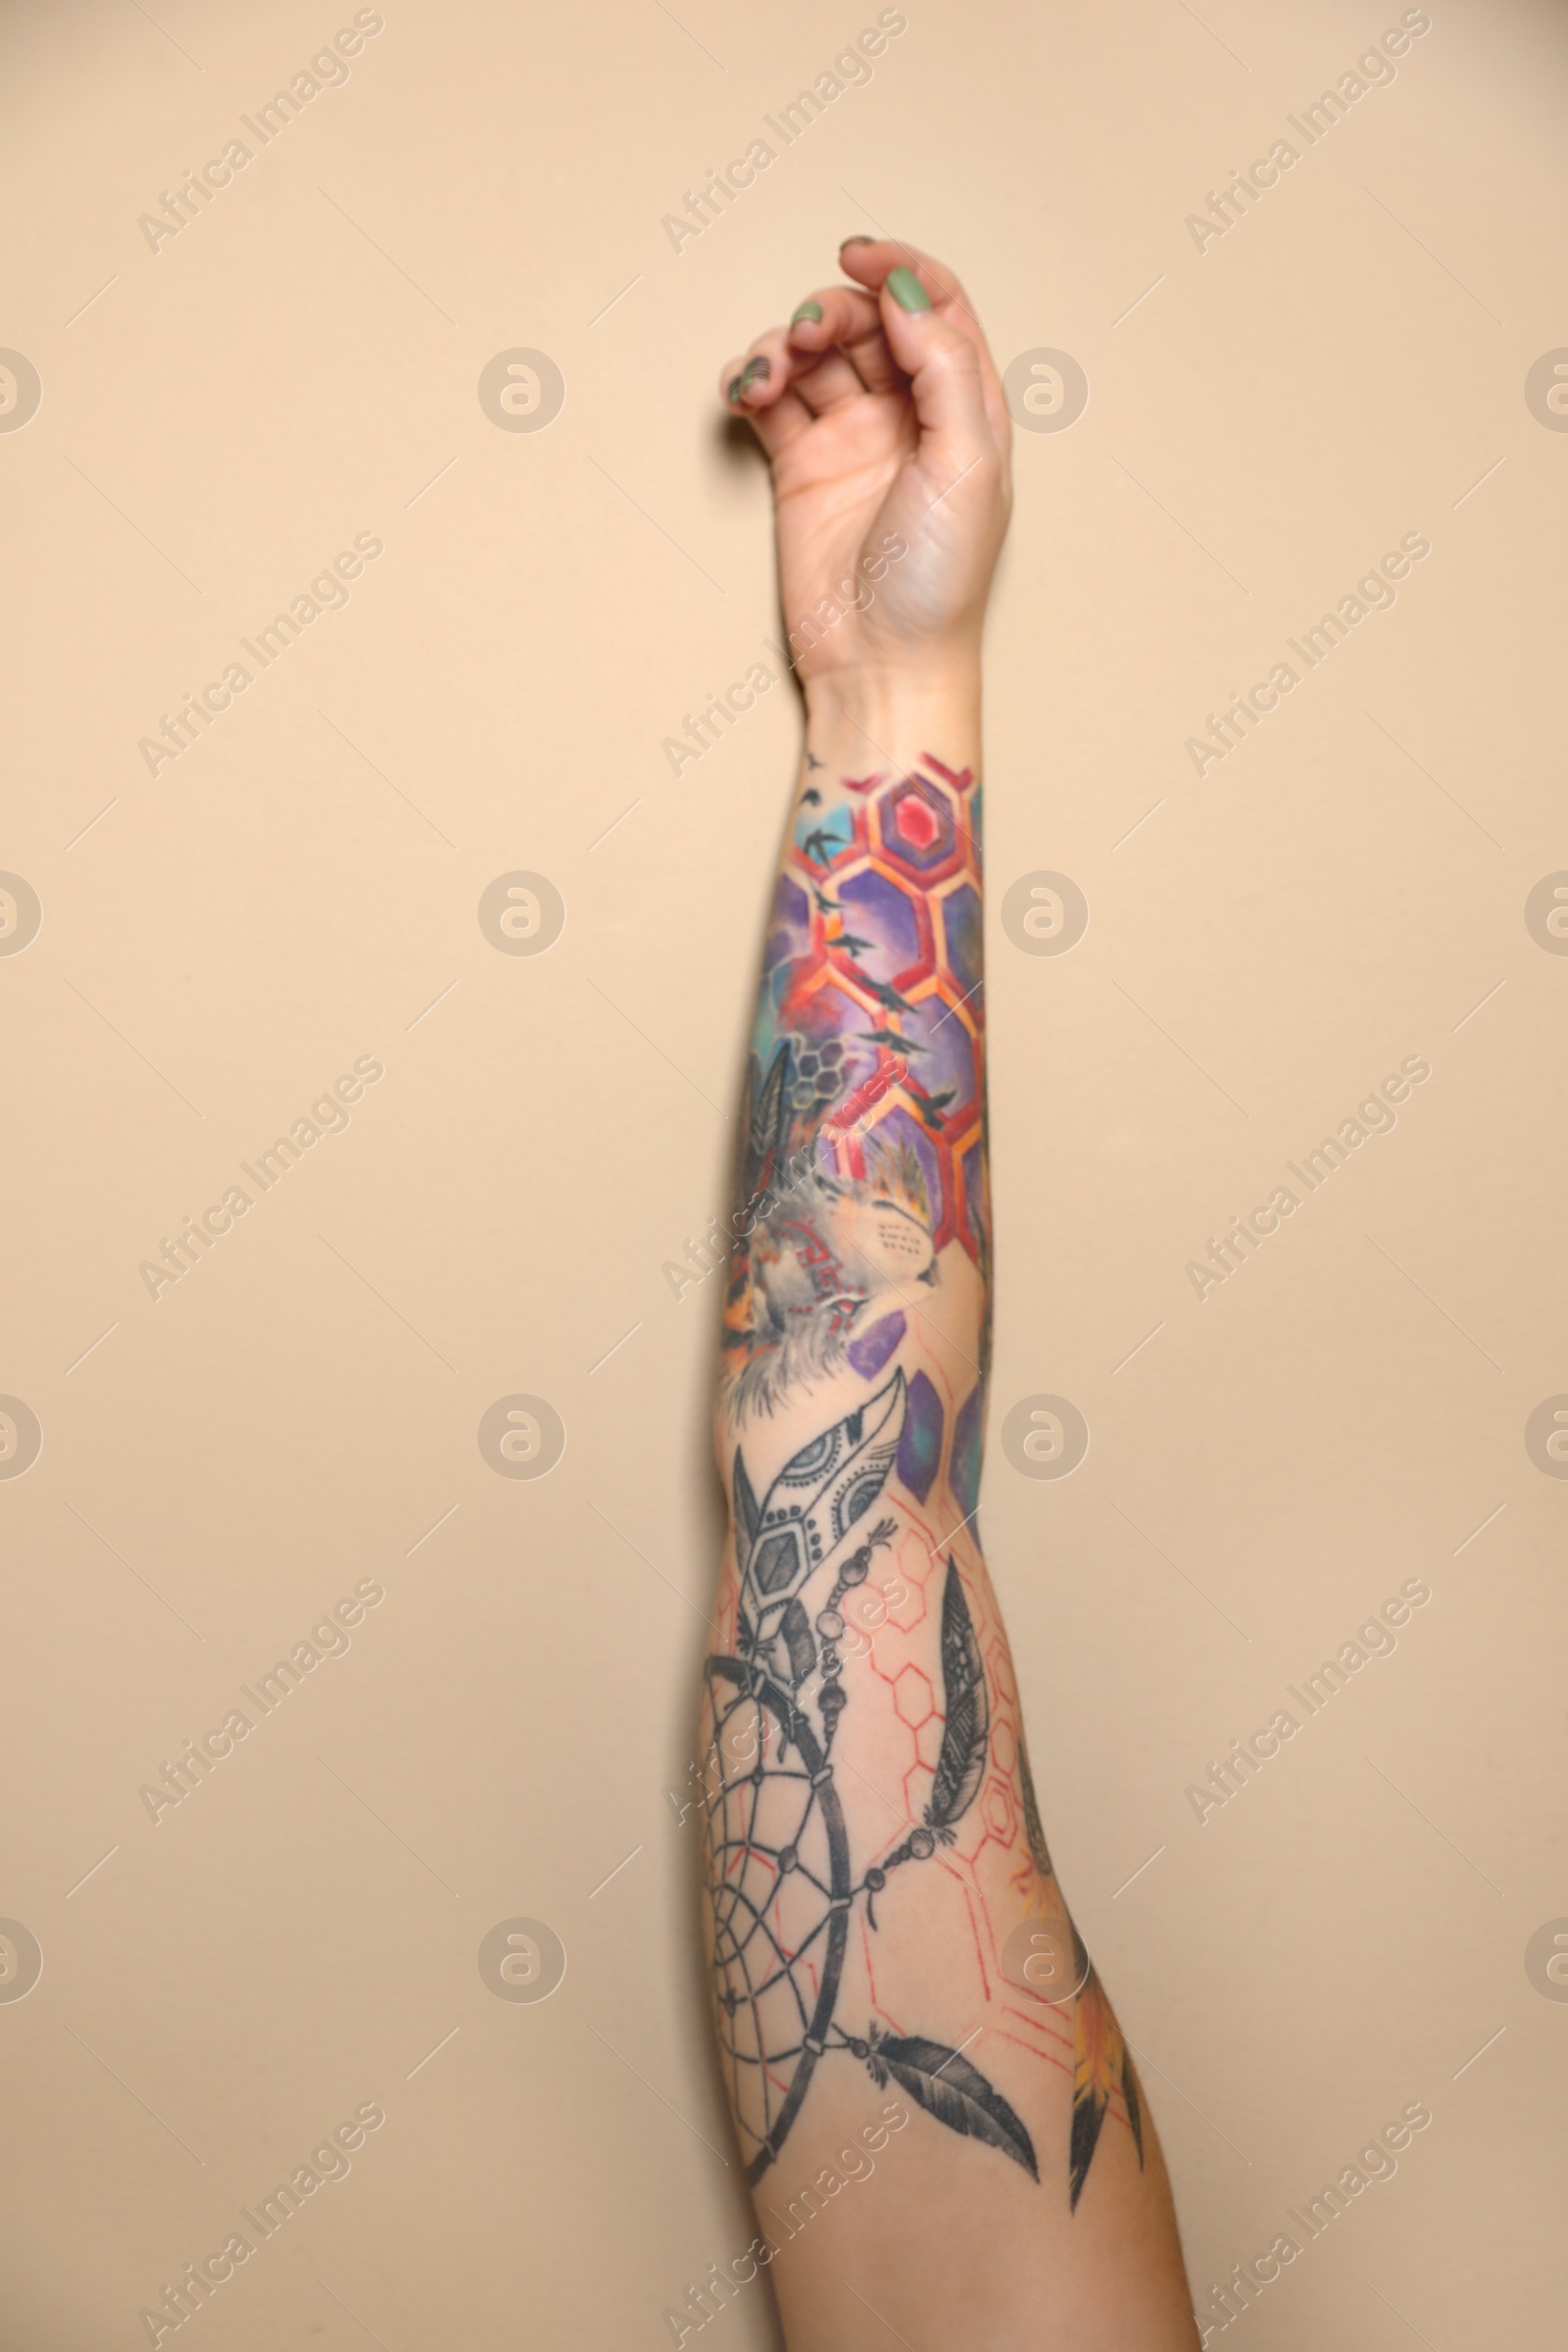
[721, 755, 987, 1426]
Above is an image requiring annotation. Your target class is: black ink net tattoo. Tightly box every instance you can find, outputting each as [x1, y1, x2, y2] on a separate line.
[702, 1375, 1038, 2185]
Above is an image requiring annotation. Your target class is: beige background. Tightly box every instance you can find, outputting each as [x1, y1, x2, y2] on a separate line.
[3, 0, 1565, 2342]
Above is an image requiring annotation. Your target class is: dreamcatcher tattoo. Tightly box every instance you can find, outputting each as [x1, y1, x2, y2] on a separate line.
[701, 1374, 1039, 2185]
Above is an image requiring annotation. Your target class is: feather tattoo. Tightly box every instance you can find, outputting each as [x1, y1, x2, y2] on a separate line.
[925, 1557, 990, 1834]
[734, 1373, 907, 1664]
[1068, 1952, 1145, 2209]
[861, 2028, 1038, 2180]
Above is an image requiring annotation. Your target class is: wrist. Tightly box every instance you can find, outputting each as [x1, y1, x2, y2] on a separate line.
[803, 654, 982, 769]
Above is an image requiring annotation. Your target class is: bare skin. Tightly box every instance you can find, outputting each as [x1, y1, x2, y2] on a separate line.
[678, 241, 1200, 2351]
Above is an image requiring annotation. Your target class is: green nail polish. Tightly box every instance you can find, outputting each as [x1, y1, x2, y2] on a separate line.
[726, 374, 743, 405]
[886, 267, 932, 313]
[791, 301, 824, 325]
[742, 356, 771, 383]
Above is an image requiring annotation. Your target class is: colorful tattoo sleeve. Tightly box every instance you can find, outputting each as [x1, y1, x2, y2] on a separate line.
[698, 745, 1144, 2207]
[720, 751, 988, 1425]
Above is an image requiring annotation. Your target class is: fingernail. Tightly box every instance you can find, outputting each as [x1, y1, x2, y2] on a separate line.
[726, 374, 743, 405]
[742, 356, 771, 383]
[840, 235, 875, 249]
[791, 301, 824, 325]
[886, 267, 932, 313]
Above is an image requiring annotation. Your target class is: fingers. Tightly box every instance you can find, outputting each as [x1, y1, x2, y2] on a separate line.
[719, 324, 813, 454]
[720, 323, 792, 411]
[837, 237, 1009, 451]
[867, 269, 993, 462]
[716, 237, 1010, 467]
[791, 344, 870, 414]
[718, 274, 909, 439]
[721, 300, 885, 427]
[718, 343, 814, 458]
[787, 284, 906, 397]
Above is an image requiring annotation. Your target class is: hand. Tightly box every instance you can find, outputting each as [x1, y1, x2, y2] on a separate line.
[719, 239, 1011, 704]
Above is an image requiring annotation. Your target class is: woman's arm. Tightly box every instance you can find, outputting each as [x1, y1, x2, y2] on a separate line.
[691, 239, 1199, 2352]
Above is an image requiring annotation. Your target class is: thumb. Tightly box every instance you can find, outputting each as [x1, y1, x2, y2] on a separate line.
[878, 268, 992, 460]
